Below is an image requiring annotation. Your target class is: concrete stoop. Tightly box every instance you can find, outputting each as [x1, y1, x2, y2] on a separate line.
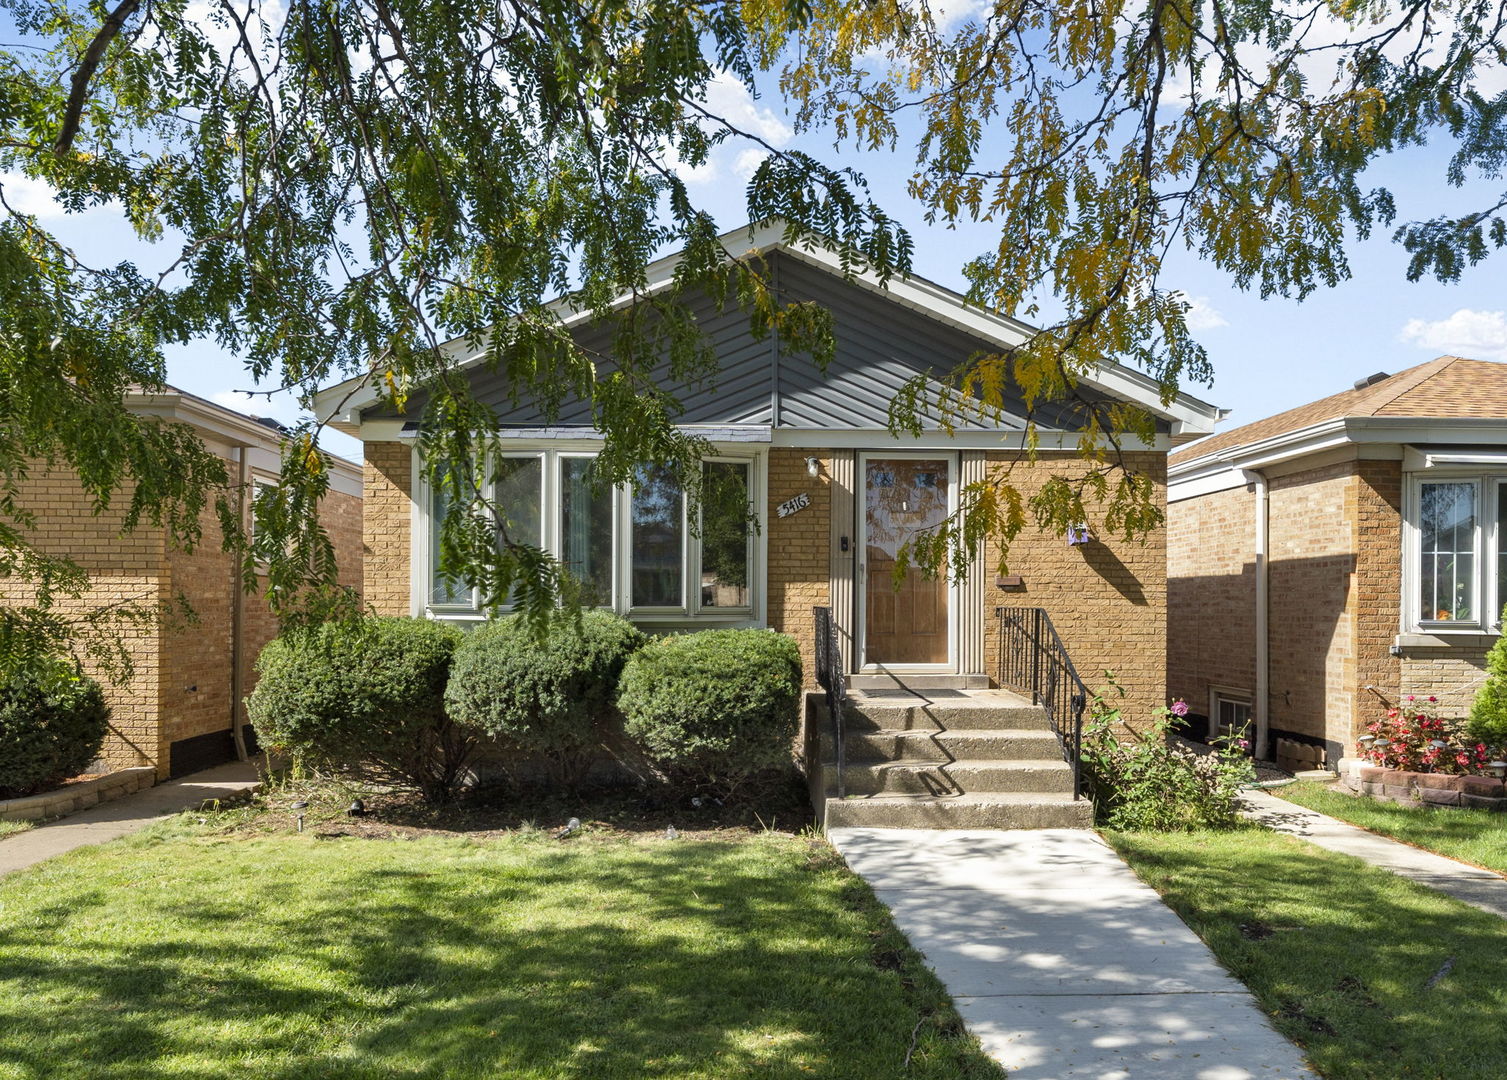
[814, 689, 1093, 830]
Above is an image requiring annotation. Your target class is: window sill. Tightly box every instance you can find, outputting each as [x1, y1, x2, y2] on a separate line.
[1394, 631, 1501, 651]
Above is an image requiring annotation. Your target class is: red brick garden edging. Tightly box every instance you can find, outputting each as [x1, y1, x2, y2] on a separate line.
[1356, 767, 1507, 811]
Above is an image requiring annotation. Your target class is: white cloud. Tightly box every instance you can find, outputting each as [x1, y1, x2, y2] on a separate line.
[210, 388, 303, 425]
[1400, 309, 1507, 361]
[672, 72, 794, 187]
[0, 172, 73, 220]
[1169, 292, 1228, 331]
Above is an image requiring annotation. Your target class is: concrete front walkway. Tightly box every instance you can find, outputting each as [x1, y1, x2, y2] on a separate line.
[1242, 788, 1507, 918]
[829, 828, 1314, 1080]
[0, 760, 264, 879]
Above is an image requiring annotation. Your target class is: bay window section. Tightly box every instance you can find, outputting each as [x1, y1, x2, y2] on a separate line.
[700, 461, 752, 609]
[631, 463, 684, 608]
[424, 447, 760, 622]
[1419, 481, 1476, 624]
[560, 456, 614, 606]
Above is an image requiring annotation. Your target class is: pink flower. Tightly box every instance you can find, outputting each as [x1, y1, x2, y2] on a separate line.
[1170, 700, 1189, 717]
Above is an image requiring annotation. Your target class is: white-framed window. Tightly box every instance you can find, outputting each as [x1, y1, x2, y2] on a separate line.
[416, 443, 764, 625]
[1208, 688, 1253, 739]
[1405, 473, 1507, 632]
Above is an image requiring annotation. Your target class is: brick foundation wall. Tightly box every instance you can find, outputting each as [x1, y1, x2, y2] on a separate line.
[1168, 483, 1257, 718]
[0, 463, 167, 772]
[162, 462, 366, 778]
[1351, 461, 1404, 740]
[767, 449, 832, 690]
[1267, 461, 1357, 745]
[981, 451, 1169, 729]
[364, 441, 414, 616]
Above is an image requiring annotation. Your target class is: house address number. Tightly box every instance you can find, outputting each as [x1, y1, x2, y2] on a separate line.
[776, 493, 810, 518]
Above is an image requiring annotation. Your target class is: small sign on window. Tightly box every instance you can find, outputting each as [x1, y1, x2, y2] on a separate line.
[777, 492, 810, 518]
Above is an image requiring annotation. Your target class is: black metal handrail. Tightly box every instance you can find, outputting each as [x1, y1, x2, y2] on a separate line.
[813, 606, 847, 799]
[995, 606, 1088, 799]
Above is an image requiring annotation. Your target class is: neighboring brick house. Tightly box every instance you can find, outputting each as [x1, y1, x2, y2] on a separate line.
[1, 387, 363, 780]
[1168, 357, 1507, 770]
[314, 222, 1221, 735]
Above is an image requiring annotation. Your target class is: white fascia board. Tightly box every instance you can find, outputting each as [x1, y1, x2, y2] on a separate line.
[1168, 465, 1253, 503]
[1173, 416, 1507, 479]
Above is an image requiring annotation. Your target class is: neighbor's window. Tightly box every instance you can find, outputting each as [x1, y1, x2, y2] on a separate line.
[631, 463, 684, 608]
[1410, 476, 1507, 631]
[700, 460, 752, 608]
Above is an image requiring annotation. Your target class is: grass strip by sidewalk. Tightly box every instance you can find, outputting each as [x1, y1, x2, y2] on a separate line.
[1107, 826, 1507, 1080]
[1278, 780, 1507, 876]
[0, 820, 1002, 1080]
[0, 821, 31, 839]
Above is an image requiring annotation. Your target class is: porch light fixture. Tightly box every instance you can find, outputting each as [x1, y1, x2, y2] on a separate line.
[805, 457, 820, 478]
[1066, 523, 1091, 546]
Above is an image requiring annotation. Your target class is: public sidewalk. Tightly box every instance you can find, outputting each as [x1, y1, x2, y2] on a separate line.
[1242, 788, 1507, 918]
[829, 827, 1315, 1080]
[0, 760, 264, 879]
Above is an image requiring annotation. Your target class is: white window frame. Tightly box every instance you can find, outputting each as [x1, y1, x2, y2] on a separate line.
[1208, 686, 1253, 739]
[413, 442, 766, 628]
[1403, 471, 1507, 634]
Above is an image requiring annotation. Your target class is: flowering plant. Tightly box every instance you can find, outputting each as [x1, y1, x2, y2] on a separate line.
[1081, 688, 1255, 831]
[1359, 696, 1489, 774]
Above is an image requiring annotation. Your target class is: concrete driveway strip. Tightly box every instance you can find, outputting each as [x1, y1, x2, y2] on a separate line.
[828, 827, 1316, 1080]
[0, 761, 263, 879]
[1242, 788, 1507, 918]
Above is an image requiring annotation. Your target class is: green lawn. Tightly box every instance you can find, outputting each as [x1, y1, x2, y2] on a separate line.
[0, 820, 31, 839]
[1278, 780, 1507, 875]
[1109, 826, 1507, 1080]
[0, 817, 1001, 1080]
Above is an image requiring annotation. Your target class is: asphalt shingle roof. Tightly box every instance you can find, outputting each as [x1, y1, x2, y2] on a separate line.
[1170, 356, 1507, 465]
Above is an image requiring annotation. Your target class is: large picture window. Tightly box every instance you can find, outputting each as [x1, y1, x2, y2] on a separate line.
[1410, 475, 1507, 631]
[421, 446, 761, 622]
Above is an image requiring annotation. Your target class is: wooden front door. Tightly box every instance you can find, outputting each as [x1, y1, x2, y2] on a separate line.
[862, 456, 952, 666]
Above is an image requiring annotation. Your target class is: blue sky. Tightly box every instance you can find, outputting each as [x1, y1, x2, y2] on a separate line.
[4, 22, 1505, 463]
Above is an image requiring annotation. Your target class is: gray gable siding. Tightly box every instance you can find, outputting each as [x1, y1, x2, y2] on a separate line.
[363, 250, 1151, 433]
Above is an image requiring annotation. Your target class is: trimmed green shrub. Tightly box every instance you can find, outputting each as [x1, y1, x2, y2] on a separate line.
[618, 629, 802, 795]
[247, 617, 467, 802]
[1469, 617, 1507, 747]
[0, 658, 110, 798]
[445, 611, 644, 787]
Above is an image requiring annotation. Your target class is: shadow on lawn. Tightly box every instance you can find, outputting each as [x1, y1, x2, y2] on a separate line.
[0, 839, 995, 1080]
[1112, 829, 1507, 1080]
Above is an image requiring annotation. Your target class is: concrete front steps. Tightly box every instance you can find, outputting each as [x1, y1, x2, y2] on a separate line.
[812, 688, 1093, 829]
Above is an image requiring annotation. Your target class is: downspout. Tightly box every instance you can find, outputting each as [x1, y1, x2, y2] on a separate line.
[1251, 469, 1271, 761]
[229, 446, 249, 761]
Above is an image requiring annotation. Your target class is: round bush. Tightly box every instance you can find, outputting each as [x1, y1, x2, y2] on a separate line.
[1470, 625, 1507, 747]
[617, 629, 802, 792]
[0, 658, 110, 798]
[247, 616, 466, 802]
[445, 610, 643, 755]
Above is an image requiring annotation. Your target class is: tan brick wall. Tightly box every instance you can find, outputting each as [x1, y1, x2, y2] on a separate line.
[981, 451, 1169, 728]
[1267, 461, 1357, 743]
[1168, 483, 1257, 715]
[364, 441, 413, 615]
[0, 463, 167, 772]
[1351, 460, 1404, 740]
[161, 463, 365, 776]
[767, 449, 832, 689]
[1400, 648, 1492, 719]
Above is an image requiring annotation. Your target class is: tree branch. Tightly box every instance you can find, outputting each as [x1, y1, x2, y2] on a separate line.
[53, 0, 143, 155]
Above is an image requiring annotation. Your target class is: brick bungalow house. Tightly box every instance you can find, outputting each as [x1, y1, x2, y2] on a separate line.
[312, 223, 1222, 824]
[1, 387, 363, 780]
[1168, 356, 1507, 771]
